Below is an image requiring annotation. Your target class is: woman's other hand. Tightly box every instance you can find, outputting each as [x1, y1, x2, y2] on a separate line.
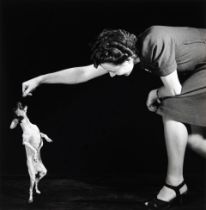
[22, 77, 41, 97]
[146, 89, 160, 112]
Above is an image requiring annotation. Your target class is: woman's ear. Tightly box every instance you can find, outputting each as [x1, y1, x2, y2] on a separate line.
[133, 56, 140, 64]
[10, 118, 19, 129]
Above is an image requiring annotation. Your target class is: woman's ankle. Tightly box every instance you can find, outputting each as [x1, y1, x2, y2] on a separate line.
[165, 176, 188, 195]
[165, 175, 184, 186]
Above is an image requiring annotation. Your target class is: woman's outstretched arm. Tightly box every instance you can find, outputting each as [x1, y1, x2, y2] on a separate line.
[22, 64, 108, 97]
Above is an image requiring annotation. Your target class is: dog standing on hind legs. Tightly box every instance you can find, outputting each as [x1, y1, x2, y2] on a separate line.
[10, 102, 53, 203]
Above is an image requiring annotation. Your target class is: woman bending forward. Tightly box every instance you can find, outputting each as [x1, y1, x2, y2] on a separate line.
[22, 26, 206, 209]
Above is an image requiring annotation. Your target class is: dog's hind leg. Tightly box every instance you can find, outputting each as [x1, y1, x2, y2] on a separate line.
[27, 160, 36, 203]
[35, 164, 47, 194]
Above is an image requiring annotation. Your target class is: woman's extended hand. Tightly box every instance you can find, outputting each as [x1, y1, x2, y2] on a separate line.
[146, 89, 160, 112]
[22, 77, 41, 97]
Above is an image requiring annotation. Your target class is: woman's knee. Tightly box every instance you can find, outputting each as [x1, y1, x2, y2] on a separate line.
[188, 134, 202, 150]
[191, 125, 206, 138]
[162, 115, 188, 130]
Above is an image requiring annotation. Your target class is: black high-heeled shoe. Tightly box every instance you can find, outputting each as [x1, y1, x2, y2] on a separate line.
[144, 180, 188, 209]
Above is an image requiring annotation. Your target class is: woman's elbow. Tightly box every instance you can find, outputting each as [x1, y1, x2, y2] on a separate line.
[172, 84, 182, 96]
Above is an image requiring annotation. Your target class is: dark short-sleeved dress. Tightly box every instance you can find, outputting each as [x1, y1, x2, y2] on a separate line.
[137, 26, 206, 127]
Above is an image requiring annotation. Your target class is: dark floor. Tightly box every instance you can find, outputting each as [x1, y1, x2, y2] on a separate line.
[0, 176, 205, 210]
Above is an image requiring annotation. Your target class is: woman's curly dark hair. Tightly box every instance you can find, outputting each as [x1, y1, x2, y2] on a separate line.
[90, 29, 138, 68]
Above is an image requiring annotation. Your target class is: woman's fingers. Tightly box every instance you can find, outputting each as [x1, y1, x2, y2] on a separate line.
[22, 83, 29, 97]
[22, 77, 41, 97]
[147, 98, 159, 112]
[22, 82, 26, 93]
[146, 89, 160, 112]
[22, 82, 33, 97]
[22, 83, 27, 97]
[146, 97, 155, 110]
[148, 104, 157, 112]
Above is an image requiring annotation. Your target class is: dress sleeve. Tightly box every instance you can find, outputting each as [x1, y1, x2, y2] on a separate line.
[141, 27, 177, 76]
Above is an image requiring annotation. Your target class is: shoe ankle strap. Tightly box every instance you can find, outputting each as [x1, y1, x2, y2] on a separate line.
[164, 180, 185, 197]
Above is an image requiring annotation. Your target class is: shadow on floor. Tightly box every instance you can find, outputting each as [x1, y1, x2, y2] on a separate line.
[0, 176, 205, 210]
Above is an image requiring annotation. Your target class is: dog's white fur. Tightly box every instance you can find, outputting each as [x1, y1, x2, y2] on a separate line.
[10, 102, 53, 203]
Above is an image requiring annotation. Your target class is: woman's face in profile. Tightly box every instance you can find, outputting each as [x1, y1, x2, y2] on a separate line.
[100, 57, 135, 77]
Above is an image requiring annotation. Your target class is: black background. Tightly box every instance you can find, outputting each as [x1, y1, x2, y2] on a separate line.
[1, 0, 206, 182]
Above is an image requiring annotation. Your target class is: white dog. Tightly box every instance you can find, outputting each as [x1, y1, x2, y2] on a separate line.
[10, 102, 53, 203]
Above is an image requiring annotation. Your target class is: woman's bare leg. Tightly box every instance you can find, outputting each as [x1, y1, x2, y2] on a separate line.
[188, 126, 206, 158]
[157, 115, 188, 201]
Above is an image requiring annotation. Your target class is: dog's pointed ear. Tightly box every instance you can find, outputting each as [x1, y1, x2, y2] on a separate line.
[24, 106, 28, 113]
[10, 118, 19, 129]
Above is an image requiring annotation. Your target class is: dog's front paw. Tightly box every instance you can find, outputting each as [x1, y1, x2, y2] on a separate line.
[47, 138, 53, 143]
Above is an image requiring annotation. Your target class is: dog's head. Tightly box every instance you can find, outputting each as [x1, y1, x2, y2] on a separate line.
[10, 102, 28, 129]
[14, 102, 28, 117]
